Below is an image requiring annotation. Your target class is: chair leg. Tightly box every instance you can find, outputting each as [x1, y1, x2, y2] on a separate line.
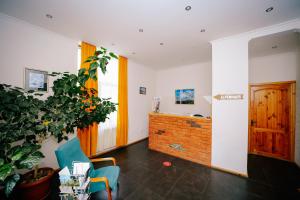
[107, 188, 112, 200]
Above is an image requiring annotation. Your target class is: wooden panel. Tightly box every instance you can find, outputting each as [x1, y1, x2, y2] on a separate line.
[249, 81, 295, 161]
[149, 113, 212, 166]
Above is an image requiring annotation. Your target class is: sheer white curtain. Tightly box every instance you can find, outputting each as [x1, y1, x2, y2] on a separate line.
[97, 58, 118, 152]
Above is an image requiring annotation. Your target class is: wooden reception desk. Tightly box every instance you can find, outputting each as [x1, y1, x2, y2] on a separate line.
[149, 112, 212, 166]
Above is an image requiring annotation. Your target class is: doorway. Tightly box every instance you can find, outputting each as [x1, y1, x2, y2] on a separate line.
[248, 81, 295, 161]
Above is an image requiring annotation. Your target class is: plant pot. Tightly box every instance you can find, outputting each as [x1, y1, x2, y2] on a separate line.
[17, 167, 54, 200]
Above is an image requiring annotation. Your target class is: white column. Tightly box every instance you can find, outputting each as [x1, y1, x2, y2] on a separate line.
[211, 37, 249, 175]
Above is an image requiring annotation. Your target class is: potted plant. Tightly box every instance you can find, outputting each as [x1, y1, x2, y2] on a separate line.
[0, 47, 118, 199]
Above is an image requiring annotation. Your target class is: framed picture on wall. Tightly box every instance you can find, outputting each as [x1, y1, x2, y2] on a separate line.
[25, 68, 48, 92]
[175, 89, 194, 104]
[139, 87, 146, 95]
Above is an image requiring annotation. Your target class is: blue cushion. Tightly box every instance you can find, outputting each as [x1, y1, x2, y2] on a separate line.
[55, 137, 93, 173]
[89, 166, 120, 193]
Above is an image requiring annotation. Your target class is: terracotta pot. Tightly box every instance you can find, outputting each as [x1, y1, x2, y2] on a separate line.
[17, 167, 54, 200]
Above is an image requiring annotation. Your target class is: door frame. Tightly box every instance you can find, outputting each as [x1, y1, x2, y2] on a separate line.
[248, 81, 296, 162]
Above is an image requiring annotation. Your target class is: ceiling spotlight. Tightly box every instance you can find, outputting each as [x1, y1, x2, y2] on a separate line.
[185, 6, 192, 11]
[132, 52, 136, 55]
[160, 42, 164, 45]
[200, 29, 206, 33]
[265, 7, 273, 13]
[46, 14, 53, 19]
[272, 45, 278, 49]
[138, 28, 144, 32]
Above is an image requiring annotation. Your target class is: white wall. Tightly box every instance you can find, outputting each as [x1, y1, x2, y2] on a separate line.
[211, 18, 300, 175]
[155, 62, 212, 117]
[128, 60, 155, 144]
[0, 13, 78, 168]
[249, 51, 298, 83]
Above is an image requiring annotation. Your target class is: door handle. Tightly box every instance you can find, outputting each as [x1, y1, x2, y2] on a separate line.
[251, 120, 257, 126]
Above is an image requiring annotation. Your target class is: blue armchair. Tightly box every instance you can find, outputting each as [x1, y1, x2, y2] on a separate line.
[55, 137, 120, 200]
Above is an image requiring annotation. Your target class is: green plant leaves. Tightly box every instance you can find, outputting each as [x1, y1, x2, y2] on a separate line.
[78, 68, 86, 76]
[18, 154, 44, 169]
[0, 163, 13, 182]
[4, 174, 20, 197]
[0, 48, 118, 196]
[109, 52, 118, 59]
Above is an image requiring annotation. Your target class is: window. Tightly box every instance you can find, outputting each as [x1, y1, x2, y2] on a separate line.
[97, 57, 118, 152]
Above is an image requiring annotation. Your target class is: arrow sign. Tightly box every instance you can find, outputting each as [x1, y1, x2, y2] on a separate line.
[214, 94, 243, 100]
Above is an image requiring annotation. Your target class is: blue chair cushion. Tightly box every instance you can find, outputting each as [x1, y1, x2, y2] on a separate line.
[55, 137, 94, 173]
[89, 166, 120, 193]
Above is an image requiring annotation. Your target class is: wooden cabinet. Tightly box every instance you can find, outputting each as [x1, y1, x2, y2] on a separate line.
[149, 113, 212, 166]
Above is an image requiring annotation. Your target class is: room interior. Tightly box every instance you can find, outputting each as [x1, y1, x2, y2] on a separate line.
[0, 0, 300, 200]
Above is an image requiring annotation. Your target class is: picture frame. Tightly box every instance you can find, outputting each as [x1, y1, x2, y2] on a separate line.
[25, 68, 48, 92]
[175, 89, 194, 104]
[139, 87, 146, 95]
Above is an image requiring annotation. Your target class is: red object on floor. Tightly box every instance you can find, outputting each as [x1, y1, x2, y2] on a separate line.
[163, 161, 172, 167]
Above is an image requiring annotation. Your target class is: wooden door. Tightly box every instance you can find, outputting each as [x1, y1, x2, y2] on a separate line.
[249, 81, 295, 161]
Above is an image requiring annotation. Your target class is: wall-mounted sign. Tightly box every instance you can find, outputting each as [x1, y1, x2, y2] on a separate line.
[214, 94, 244, 100]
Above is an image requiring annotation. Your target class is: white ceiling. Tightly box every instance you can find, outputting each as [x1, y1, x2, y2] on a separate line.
[0, 0, 300, 69]
[249, 30, 300, 58]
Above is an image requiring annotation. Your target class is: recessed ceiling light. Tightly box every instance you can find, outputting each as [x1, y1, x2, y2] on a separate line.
[111, 43, 115, 46]
[185, 6, 192, 11]
[272, 45, 278, 49]
[265, 7, 273, 13]
[46, 14, 53, 19]
[200, 29, 206, 33]
[160, 42, 164, 45]
[132, 52, 136, 55]
[138, 28, 143, 32]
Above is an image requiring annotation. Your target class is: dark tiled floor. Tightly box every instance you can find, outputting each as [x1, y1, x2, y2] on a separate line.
[53, 139, 300, 200]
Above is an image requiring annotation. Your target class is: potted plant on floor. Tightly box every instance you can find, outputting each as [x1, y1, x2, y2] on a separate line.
[0, 47, 118, 199]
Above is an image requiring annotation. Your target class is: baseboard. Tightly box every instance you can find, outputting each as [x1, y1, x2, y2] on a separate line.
[211, 165, 248, 178]
[90, 136, 149, 158]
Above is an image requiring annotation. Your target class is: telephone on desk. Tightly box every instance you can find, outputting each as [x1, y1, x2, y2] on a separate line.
[193, 114, 203, 117]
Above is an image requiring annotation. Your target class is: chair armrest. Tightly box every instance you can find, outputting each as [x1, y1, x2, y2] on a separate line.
[90, 157, 116, 166]
[90, 176, 110, 189]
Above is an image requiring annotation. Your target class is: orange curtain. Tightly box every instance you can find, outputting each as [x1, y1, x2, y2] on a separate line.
[116, 56, 128, 146]
[77, 41, 98, 157]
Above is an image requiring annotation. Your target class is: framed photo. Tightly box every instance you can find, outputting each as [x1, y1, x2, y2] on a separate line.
[139, 87, 146, 95]
[175, 89, 194, 104]
[25, 68, 48, 92]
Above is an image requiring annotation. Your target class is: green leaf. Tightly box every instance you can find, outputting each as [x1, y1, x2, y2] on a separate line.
[4, 174, 20, 197]
[31, 151, 45, 158]
[19, 155, 42, 169]
[78, 68, 86, 76]
[35, 124, 45, 131]
[0, 158, 4, 165]
[94, 50, 103, 56]
[90, 62, 98, 70]
[11, 145, 32, 161]
[0, 164, 13, 182]
[109, 52, 118, 59]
